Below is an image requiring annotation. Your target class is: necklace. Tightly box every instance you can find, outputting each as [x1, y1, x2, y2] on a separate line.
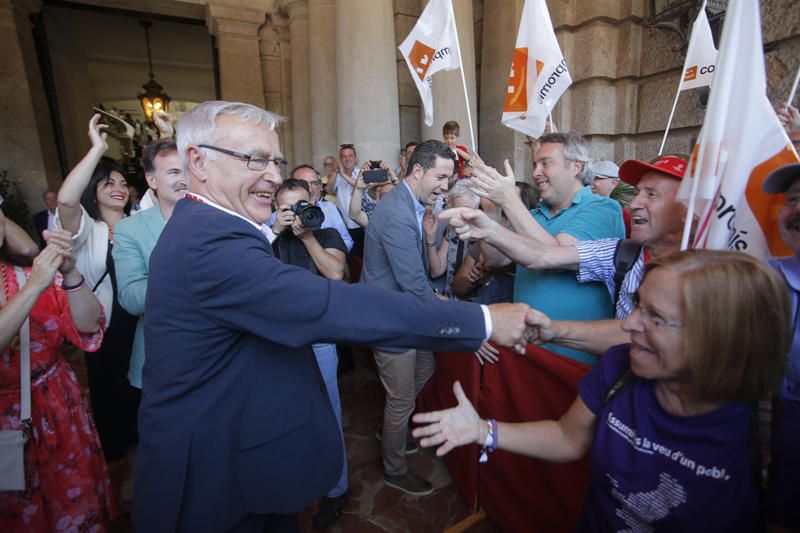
[0, 263, 21, 352]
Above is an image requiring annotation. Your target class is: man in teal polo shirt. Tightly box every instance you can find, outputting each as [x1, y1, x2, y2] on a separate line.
[465, 132, 625, 364]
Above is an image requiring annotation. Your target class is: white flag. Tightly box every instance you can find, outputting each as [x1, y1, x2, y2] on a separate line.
[678, 2, 718, 91]
[678, 0, 799, 258]
[399, 0, 460, 127]
[501, 0, 571, 138]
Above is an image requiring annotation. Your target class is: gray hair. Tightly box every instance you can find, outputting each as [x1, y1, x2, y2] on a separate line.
[448, 179, 479, 208]
[176, 101, 284, 174]
[539, 132, 593, 185]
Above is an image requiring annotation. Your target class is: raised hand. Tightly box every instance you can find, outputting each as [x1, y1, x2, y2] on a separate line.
[412, 381, 484, 456]
[88, 113, 109, 153]
[422, 207, 438, 242]
[469, 153, 518, 208]
[439, 207, 500, 242]
[153, 111, 176, 138]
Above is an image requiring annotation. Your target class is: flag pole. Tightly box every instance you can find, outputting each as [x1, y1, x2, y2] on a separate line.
[448, 0, 477, 151]
[548, 113, 557, 133]
[788, 64, 800, 107]
[659, 90, 681, 155]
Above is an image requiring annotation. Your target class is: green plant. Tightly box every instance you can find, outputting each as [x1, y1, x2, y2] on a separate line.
[0, 170, 35, 235]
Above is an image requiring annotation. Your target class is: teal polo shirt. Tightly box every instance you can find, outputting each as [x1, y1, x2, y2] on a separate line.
[514, 186, 625, 365]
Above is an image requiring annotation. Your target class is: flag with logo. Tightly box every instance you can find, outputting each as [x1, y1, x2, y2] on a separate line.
[678, 0, 799, 258]
[399, 0, 460, 127]
[501, 0, 571, 138]
[678, 1, 718, 91]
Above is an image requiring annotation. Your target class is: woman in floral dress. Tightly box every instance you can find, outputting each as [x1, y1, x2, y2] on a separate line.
[0, 211, 113, 532]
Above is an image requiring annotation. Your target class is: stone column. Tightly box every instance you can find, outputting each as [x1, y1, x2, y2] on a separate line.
[206, 3, 266, 107]
[308, 0, 337, 169]
[420, 0, 478, 151]
[336, 0, 401, 163]
[478, 0, 530, 177]
[394, 0, 422, 148]
[259, 18, 291, 162]
[281, 0, 312, 166]
[0, 0, 60, 212]
[273, 14, 295, 168]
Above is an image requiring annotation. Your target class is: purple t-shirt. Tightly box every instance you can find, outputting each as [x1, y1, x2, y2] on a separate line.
[577, 345, 759, 532]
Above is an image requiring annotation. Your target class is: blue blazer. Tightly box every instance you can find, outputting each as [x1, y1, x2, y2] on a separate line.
[133, 199, 486, 532]
[111, 205, 167, 388]
[361, 182, 433, 299]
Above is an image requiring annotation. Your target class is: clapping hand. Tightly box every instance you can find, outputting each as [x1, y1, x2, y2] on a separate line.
[42, 229, 77, 276]
[27, 244, 64, 294]
[412, 381, 484, 457]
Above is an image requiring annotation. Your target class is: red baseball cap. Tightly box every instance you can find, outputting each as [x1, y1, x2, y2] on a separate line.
[619, 155, 688, 186]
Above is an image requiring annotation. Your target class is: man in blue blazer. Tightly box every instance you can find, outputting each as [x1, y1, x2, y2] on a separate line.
[360, 139, 459, 496]
[133, 101, 541, 532]
[112, 138, 187, 389]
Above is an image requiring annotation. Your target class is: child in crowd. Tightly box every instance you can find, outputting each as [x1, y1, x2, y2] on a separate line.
[442, 120, 471, 179]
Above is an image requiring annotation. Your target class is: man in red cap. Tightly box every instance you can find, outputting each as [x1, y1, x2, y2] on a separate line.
[444, 154, 690, 356]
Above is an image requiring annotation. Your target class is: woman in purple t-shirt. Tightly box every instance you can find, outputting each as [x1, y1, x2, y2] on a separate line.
[413, 250, 798, 531]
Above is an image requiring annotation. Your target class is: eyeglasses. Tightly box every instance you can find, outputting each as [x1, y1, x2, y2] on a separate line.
[631, 293, 684, 329]
[199, 144, 287, 172]
[339, 143, 354, 150]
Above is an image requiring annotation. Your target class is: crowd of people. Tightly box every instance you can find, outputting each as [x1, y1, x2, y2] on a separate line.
[0, 100, 798, 532]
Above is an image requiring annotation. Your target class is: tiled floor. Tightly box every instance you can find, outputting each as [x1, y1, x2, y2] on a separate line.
[65, 346, 500, 532]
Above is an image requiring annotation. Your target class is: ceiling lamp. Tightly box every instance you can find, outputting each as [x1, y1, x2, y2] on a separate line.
[137, 20, 171, 124]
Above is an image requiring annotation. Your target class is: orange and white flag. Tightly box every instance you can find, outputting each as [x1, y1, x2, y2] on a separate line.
[399, 0, 460, 127]
[678, 1, 717, 92]
[501, 0, 571, 138]
[678, 0, 799, 258]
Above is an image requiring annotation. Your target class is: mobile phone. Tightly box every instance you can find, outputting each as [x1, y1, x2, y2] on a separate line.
[363, 169, 389, 184]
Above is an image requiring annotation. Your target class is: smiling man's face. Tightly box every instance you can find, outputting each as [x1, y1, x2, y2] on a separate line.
[201, 115, 284, 224]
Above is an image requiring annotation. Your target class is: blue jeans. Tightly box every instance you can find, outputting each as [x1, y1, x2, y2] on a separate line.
[312, 343, 348, 498]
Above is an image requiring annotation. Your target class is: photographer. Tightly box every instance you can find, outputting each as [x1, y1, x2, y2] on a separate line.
[348, 160, 398, 227]
[270, 178, 350, 527]
[272, 179, 347, 281]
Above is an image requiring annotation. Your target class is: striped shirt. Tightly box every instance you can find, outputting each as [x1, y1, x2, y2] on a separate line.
[575, 238, 645, 320]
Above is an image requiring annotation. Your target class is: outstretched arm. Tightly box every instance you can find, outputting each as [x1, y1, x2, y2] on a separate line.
[412, 380, 597, 463]
[441, 207, 580, 271]
[58, 114, 108, 233]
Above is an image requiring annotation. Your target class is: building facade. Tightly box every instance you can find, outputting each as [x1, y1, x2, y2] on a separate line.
[2, 0, 798, 213]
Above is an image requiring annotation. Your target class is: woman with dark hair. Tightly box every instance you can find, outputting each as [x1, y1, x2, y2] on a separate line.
[0, 210, 114, 531]
[56, 114, 139, 499]
[414, 250, 799, 531]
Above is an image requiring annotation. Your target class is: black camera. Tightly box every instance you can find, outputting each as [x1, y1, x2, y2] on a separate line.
[363, 160, 389, 184]
[290, 200, 325, 230]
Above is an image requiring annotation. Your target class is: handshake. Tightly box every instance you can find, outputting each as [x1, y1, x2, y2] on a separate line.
[484, 303, 553, 354]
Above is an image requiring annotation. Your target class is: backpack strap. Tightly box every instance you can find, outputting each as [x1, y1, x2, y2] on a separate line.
[604, 368, 636, 405]
[612, 239, 642, 310]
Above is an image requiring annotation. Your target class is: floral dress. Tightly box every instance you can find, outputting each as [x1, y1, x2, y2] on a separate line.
[0, 262, 115, 532]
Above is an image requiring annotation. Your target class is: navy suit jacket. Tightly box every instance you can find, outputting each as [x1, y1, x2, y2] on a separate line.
[133, 198, 486, 532]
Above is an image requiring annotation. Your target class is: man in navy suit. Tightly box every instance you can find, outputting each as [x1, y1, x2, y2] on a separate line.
[134, 101, 541, 532]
